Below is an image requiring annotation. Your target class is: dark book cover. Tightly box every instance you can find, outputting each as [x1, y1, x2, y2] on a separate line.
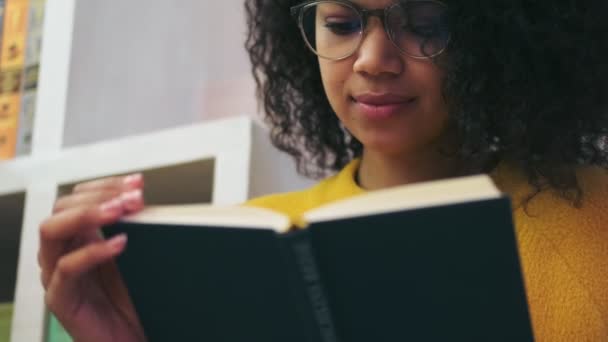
[103, 196, 534, 342]
[103, 223, 317, 342]
[308, 197, 533, 341]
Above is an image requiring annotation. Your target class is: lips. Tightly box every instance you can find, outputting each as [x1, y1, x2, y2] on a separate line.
[352, 93, 417, 119]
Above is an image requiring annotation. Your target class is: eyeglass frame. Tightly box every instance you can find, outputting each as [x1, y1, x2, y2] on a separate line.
[290, 0, 451, 61]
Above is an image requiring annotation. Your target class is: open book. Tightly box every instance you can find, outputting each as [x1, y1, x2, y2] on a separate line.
[103, 175, 534, 342]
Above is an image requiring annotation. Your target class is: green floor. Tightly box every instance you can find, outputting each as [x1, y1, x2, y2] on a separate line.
[0, 303, 12, 342]
[0, 303, 72, 342]
[47, 315, 72, 342]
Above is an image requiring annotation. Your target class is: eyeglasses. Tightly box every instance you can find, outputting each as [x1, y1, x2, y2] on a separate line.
[290, 0, 450, 60]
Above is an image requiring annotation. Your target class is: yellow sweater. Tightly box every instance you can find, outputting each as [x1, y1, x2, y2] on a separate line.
[247, 159, 608, 341]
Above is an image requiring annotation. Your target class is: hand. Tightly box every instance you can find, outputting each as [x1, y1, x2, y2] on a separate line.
[39, 174, 147, 342]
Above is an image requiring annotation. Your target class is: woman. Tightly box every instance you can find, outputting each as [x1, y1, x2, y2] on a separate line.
[39, 0, 608, 341]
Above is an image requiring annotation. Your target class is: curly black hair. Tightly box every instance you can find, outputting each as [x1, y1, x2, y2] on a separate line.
[245, 0, 608, 205]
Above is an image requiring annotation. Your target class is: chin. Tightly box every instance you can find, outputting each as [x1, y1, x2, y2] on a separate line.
[359, 135, 422, 156]
[360, 124, 446, 154]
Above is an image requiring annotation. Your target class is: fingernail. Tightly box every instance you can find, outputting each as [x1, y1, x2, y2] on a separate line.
[107, 234, 127, 251]
[123, 173, 143, 187]
[100, 198, 122, 213]
[121, 189, 142, 202]
[121, 189, 143, 210]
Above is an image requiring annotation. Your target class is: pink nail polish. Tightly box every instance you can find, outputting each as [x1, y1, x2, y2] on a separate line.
[121, 189, 143, 210]
[123, 173, 143, 187]
[122, 189, 142, 201]
[107, 234, 127, 251]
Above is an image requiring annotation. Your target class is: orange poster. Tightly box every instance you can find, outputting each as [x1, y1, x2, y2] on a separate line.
[0, 0, 30, 159]
[0, 93, 19, 158]
[0, 0, 29, 69]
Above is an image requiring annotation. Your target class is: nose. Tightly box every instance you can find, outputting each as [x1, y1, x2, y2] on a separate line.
[353, 18, 403, 77]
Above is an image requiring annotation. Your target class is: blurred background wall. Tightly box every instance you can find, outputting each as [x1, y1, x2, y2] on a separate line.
[62, 0, 256, 147]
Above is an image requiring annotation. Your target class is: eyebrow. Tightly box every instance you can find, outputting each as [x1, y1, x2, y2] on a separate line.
[346, 0, 396, 11]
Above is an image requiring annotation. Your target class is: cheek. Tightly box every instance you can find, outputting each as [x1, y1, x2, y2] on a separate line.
[419, 74, 450, 139]
[319, 60, 349, 114]
[416, 65, 449, 124]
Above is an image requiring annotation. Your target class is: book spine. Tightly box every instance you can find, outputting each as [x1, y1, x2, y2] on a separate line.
[0, 0, 28, 160]
[15, 0, 44, 156]
[282, 231, 340, 342]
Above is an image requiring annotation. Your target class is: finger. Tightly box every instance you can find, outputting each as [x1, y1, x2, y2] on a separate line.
[39, 199, 124, 276]
[53, 189, 122, 214]
[40, 190, 145, 278]
[40, 228, 99, 289]
[41, 199, 124, 242]
[119, 189, 145, 214]
[72, 173, 143, 194]
[45, 234, 127, 313]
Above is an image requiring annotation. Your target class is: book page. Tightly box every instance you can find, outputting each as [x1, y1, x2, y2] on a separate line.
[304, 174, 501, 223]
[124, 204, 292, 233]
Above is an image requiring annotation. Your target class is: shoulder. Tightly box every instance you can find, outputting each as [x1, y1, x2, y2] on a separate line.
[492, 162, 608, 228]
[527, 166, 608, 228]
[491, 163, 608, 278]
[577, 166, 608, 221]
[512, 166, 608, 240]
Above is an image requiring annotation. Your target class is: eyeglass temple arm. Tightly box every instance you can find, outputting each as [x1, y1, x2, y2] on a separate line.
[290, 3, 306, 18]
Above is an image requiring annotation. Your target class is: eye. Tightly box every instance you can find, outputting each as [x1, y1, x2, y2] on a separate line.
[393, 1, 448, 37]
[404, 15, 443, 36]
[408, 24, 437, 36]
[324, 18, 362, 35]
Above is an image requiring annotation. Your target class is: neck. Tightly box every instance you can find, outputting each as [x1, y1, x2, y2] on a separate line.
[357, 147, 464, 191]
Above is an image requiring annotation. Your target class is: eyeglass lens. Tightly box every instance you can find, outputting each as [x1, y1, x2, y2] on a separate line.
[300, 1, 449, 59]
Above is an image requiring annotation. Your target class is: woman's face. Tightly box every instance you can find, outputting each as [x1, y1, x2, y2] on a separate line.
[318, 0, 449, 157]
